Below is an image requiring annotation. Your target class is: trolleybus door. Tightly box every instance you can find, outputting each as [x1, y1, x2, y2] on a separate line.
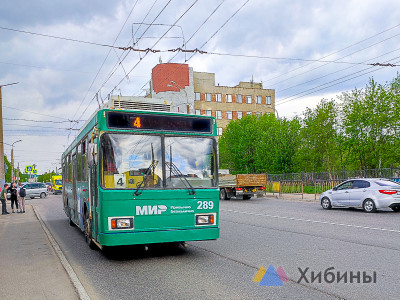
[89, 164, 99, 240]
[89, 137, 99, 240]
[72, 153, 78, 223]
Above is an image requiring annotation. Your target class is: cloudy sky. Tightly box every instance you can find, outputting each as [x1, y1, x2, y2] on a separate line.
[1, 0, 400, 174]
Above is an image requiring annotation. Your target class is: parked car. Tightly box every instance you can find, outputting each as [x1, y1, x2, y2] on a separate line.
[320, 178, 400, 213]
[22, 183, 48, 199]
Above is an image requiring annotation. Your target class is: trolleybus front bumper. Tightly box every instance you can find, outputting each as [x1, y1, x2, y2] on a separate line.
[98, 227, 220, 246]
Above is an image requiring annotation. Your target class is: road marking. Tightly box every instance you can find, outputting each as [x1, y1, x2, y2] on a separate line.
[221, 209, 400, 234]
[32, 205, 90, 300]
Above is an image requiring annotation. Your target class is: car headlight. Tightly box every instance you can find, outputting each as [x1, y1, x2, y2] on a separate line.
[195, 213, 216, 226]
[109, 217, 134, 230]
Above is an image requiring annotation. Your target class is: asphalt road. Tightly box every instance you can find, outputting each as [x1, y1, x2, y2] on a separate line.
[30, 194, 400, 300]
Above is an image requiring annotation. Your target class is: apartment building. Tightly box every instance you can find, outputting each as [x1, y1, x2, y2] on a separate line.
[150, 63, 275, 135]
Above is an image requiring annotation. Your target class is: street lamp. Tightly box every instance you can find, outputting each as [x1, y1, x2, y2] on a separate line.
[167, 80, 192, 114]
[0, 82, 19, 187]
[10, 140, 22, 183]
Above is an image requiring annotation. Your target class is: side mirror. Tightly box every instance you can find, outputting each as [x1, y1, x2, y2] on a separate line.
[333, 187, 337, 191]
[91, 143, 98, 165]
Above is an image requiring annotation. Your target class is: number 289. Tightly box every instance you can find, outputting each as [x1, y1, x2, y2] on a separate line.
[197, 201, 214, 209]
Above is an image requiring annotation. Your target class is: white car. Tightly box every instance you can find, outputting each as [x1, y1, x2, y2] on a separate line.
[320, 178, 400, 213]
[22, 183, 48, 199]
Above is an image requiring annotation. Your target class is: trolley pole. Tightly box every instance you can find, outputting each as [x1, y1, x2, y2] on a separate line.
[0, 82, 19, 187]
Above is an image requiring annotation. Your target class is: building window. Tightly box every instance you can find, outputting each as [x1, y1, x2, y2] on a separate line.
[226, 111, 232, 120]
[195, 109, 201, 115]
[256, 96, 262, 104]
[266, 96, 271, 105]
[247, 111, 253, 116]
[226, 94, 232, 103]
[216, 110, 222, 119]
[237, 111, 243, 119]
[256, 112, 262, 117]
[206, 110, 212, 116]
[236, 94, 242, 103]
[246, 95, 252, 104]
[216, 93, 222, 102]
[195, 92, 201, 101]
[206, 93, 212, 102]
[217, 128, 223, 136]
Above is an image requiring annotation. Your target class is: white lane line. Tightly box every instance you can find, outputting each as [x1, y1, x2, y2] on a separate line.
[32, 205, 91, 300]
[221, 209, 400, 233]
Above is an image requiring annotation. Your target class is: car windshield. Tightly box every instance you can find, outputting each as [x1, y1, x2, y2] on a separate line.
[375, 180, 400, 187]
[165, 136, 216, 188]
[101, 133, 217, 189]
[54, 180, 62, 185]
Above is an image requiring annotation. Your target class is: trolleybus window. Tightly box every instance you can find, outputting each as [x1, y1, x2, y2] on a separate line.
[165, 137, 216, 188]
[101, 133, 163, 189]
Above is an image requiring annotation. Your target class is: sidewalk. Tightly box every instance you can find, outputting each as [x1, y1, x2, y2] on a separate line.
[264, 192, 320, 202]
[0, 203, 78, 299]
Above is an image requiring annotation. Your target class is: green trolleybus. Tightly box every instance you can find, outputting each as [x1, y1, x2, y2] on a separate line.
[62, 108, 219, 250]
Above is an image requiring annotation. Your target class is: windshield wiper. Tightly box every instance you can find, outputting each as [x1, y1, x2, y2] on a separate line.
[133, 160, 159, 196]
[165, 161, 195, 195]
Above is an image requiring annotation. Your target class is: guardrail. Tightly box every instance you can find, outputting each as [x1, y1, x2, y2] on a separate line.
[266, 178, 400, 200]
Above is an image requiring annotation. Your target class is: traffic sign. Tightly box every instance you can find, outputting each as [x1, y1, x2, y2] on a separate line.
[32, 169, 37, 175]
[26, 165, 33, 173]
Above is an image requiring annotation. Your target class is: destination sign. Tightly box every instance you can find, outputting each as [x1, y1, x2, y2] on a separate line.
[107, 111, 213, 134]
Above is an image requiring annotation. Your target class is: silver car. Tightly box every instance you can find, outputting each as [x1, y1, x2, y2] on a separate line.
[22, 183, 48, 199]
[320, 178, 400, 213]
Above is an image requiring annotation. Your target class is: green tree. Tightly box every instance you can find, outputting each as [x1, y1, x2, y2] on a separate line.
[297, 99, 340, 175]
[219, 115, 259, 174]
[340, 76, 400, 169]
[254, 114, 301, 174]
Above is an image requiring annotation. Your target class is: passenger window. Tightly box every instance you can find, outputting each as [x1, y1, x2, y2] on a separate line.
[337, 181, 353, 190]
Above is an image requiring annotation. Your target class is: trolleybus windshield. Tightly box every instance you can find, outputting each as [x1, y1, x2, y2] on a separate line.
[101, 133, 217, 189]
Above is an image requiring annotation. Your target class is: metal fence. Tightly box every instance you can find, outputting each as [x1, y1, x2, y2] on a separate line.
[266, 177, 400, 200]
[266, 168, 400, 182]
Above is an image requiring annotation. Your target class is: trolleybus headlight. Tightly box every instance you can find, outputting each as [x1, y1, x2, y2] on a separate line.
[110, 217, 134, 229]
[195, 213, 216, 226]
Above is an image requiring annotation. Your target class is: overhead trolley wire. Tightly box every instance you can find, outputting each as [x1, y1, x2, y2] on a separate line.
[269, 31, 400, 90]
[134, 0, 248, 96]
[135, 0, 227, 95]
[261, 23, 400, 85]
[72, 0, 174, 133]
[76, 0, 199, 123]
[276, 55, 400, 106]
[69, 0, 140, 124]
[91, 0, 173, 106]
[278, 46, 400, 95]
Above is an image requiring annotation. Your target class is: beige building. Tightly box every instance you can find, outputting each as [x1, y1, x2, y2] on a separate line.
[193, 71, 275, 135]
[149, 63, 275, 136]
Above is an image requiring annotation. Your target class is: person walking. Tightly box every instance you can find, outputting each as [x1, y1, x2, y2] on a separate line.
[1, 183, 10, 215]
[17, 182, 26, 213]
[8, 182, 19, 213]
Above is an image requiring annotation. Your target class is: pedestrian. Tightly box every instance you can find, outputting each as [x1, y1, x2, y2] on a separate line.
[17, 182, 26, 213]
[8, 182, 19, 213]
[1, 184, 10, 215]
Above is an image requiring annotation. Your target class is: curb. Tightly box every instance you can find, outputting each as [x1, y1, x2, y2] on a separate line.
[31, 205, 91, 300]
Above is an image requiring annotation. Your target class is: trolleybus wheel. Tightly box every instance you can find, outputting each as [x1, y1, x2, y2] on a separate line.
[84, 212, 96, 250]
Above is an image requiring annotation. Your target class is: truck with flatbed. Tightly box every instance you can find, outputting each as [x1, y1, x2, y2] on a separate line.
[219, 173, 267, 200]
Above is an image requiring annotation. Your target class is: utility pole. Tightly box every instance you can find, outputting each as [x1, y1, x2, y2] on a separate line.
[0, 82, 18, 187]
[10, 140, 21, 183]
[11, 146, 13, 183]
[16, 162, 19, 184]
